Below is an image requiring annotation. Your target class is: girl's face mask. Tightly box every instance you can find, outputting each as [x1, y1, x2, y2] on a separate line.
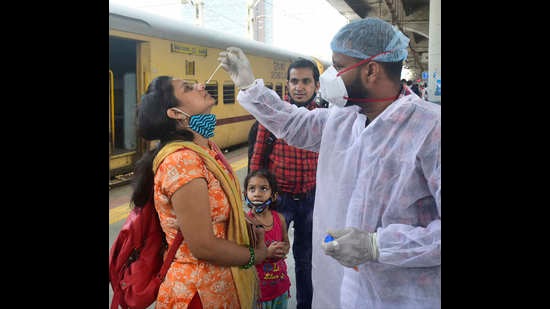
[244, 196, 272, 214]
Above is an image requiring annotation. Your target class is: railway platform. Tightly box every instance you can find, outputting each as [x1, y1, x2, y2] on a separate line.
[109, 144, 298, 308]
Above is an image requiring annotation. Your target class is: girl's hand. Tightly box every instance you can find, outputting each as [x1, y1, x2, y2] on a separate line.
[244, 211, 268, 263]
[279, 241, 290, 255]
[267, 241, 289, 259]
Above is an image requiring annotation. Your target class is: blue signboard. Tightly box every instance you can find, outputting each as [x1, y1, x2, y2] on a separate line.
[422, 71, 428, 80]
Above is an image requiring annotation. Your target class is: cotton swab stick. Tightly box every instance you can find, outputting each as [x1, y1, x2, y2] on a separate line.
[206, 62, 223, 84]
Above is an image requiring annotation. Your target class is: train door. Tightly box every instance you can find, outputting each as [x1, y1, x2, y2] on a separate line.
[109, 36, 150, 185]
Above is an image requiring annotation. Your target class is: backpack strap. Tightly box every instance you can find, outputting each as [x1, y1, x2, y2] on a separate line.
[261, 130, 276, 169]
[158, 229, 183, 279]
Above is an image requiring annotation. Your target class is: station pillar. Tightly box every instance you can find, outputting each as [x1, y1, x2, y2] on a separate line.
[428, 0, 441, 103]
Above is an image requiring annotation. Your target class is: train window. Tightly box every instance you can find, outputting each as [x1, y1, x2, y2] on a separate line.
[205, 81, 218, 105]
[223, 81, 235, 104]
[275, 83, 283, 99]
[265, 82, 273, 89]
[184, 79, 197, 86]
[185, 60, 195, 76]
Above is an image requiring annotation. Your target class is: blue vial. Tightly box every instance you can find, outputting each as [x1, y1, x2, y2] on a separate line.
[324, 233, 358, 271]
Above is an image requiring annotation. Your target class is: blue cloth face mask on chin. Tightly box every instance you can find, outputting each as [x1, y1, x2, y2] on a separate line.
[188, 113, 216, 138]
[244, 196, 272, 214]
[173, 108, 216, 138]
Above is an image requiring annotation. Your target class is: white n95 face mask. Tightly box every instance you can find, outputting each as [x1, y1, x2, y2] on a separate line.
[319, 66, 348, 107]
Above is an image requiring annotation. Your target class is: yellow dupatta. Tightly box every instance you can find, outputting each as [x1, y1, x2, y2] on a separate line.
[152, 141, 258, 309]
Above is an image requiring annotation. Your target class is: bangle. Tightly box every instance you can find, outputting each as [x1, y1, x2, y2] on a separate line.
[240, 246, 255, 269]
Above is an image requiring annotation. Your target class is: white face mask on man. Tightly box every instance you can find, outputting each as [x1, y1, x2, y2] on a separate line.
[319, 66, 348, 107]
[319, 51, 399, 108]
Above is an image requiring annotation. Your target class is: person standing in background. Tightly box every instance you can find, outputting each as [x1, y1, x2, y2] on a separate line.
[410, 80, 421, 96]
[248, 58, 324, 309]
[244, 169, 291, 309]
[422, 82, 429, 100]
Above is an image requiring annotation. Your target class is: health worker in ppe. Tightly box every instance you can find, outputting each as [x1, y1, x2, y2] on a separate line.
[217, 17, 440, 309]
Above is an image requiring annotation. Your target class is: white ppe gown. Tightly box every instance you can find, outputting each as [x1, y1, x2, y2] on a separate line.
[238, 79, 441, 309]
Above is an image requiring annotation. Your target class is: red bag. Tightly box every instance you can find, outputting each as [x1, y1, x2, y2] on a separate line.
[109, 197, 183, 309]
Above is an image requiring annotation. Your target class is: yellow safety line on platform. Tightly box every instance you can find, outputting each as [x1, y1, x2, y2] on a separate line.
[109, 157, 249, 224]
[231, 157, 248, 172]
[109, 202, 131, 224]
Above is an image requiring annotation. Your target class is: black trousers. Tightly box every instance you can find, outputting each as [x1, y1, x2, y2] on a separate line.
[277, 189, 315, 309]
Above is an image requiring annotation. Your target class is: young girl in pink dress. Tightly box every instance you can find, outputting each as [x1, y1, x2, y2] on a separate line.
[244, 169, 291, 309]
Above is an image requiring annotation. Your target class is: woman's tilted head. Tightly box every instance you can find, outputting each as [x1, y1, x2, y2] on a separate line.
[137, 76, 182, 141]
[138, 76, 217, 141]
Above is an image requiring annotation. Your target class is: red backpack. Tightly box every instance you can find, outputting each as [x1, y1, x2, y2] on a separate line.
[109, 197, 183, 309]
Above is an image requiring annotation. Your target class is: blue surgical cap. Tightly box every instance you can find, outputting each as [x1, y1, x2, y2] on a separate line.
[330, 18, 410, 62]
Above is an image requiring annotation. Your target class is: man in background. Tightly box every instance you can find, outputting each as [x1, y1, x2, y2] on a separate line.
[248, 58, 324, 309]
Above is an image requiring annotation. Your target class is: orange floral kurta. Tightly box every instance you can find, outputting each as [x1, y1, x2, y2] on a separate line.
[153, 146, 240, 309]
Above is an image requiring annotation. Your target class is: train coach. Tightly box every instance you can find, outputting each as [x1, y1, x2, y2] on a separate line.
[109, 3, 328, 182]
